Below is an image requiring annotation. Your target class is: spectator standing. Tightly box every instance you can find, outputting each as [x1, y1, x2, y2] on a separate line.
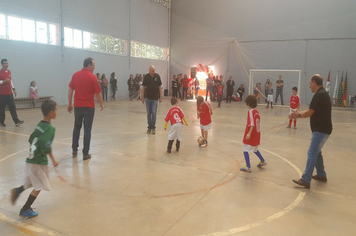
[194, 77, 200, 99]
[226, 76, 235, 103]
[237, 84, 245, 102]
[110, 72, 118, 101]
[275, 75, 284, 105]
[100, 74, 109, 101]
[205, 73, 213, 101]
[182, 74, 189, 100]
[127, 74, 135, 100]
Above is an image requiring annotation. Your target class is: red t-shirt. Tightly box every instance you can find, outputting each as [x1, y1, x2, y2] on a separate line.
[165, 106, 185, 125]
[182, 78, 189, 88]
[69, 68, 101, 108]
[197, 101, 212, 125]
[0, 69, 13, 95]
[243, 109, 260, 146]
[217, 85, 223, 95]
[290, 95, 300, 109]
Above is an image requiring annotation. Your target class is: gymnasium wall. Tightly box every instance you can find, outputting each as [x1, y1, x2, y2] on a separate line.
[171, 0, 356, 105]
[0, 0, 169, 105]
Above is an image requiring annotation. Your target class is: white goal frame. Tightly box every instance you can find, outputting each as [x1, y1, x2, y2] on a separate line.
[249, 69, 302, 97]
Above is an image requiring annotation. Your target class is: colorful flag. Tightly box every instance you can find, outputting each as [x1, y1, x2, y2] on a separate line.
[343, 72, 348, 107]
[325, 71, 331, 93]
[337, 72, 344, 105]
[332, 71, 339, 104]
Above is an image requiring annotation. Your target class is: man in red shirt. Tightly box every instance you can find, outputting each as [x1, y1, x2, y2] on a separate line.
[68, 57, 103, 160]
[0, 59, 24, 127]
[240, 95, 267, 172]
[182, 74, 189, 101]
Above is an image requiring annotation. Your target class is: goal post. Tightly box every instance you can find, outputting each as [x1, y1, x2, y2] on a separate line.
[249, 69, 301, 105]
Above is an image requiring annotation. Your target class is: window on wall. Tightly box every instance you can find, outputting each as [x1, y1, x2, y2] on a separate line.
[131, 41, 168, 61]
[152, 0, 170, 8]
[22, 19, 35, 42]
[0, 14, 5, 39]
[63, 27, 127, 56]
[0, 13, 59, 45]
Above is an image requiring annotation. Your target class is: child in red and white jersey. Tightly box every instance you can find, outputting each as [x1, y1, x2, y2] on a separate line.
[197, 96, 212, 148]
[217, 81, 224, 108]
[287, 87, 300, 129]
[164, 97, 188, 153]
[240, 95, 267, 172]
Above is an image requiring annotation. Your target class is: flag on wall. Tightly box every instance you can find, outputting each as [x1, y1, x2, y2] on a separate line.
[343, 72, 348, 107]
[332, 71, 339, 104]
[325, 71, 331, 93]
[337, 71, 344, 105]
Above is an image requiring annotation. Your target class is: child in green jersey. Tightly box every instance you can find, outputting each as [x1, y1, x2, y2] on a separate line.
[11, 100, 58, 218]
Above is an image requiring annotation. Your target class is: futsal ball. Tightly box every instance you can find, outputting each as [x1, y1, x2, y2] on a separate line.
[197, 136, 204, 146]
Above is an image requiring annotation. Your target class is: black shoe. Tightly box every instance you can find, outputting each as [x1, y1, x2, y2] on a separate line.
[0, 123, 5, 127]
[167, 149, 171, 153]
[15, 120, 24, 127]
[147, 129, 151, 134]
[72, 152, 78, 158]
[83, 154, 91, 161]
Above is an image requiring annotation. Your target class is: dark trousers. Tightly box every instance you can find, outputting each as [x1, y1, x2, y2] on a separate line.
[226, 89, 233, 103]
[0, 94, 20, 124]
[212, 87, 217, 101]
[101, 87, 108, 101]
[177, 88, 182, 100]
[72, 107, 95, 155]
[217, 94, 223, 107]
[182, 87, 188, 100]
[172, 88, 177, 98]
[275, 90, 284, 105]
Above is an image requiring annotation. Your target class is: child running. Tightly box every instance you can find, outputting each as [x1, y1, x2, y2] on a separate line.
[240, 95, 267, 172]
[164, 97, 188, 153]
[11, 100, 58, 217]
[287, 87, 300, 129]
[197, 95, 212, 148]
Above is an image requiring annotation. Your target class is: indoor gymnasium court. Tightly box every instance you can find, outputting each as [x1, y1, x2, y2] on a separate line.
[1, 0, 356, 235]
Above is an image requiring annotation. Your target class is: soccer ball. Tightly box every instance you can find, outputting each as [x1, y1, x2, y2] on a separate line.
[197, 136, 204, 146]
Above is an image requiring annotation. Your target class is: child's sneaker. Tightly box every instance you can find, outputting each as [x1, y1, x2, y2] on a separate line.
[240, 166, 252, 172]
[200, 140, 208, 148]
[11, 188, 21, 205]
[257, 161, 267, 168]
[20, 208, 38, 218]
[286, 125, 291, 128]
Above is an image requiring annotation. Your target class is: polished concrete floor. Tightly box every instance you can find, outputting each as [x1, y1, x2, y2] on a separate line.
[0, 98, 355, 236]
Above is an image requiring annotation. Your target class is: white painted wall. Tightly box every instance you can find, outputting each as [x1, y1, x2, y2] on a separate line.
[0, 0, 169, 105]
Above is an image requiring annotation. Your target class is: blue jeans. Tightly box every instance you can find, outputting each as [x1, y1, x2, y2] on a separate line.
[72, 107, 95, 155]
[206, 87, 212, 101]
[302, 132, 329, 183]
[145, 98, 158, 130]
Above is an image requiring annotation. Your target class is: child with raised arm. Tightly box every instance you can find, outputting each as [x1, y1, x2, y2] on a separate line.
[240, 95, 267, 172]
[197, 95, 212, 148]
[287, 87, 300, 129]
[11, 100, 58, 217]
[164, 97, 188, 153]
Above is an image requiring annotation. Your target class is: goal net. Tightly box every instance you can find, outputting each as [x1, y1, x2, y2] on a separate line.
[249, 69, 301, 106]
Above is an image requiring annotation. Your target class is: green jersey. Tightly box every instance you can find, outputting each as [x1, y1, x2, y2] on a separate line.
[26, 121, 55, 165]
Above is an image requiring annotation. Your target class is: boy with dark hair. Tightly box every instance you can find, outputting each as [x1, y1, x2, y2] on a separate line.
[240, 95, 267, 172]
[164, 97, 188, 153]
[217, 81, 224, 107]
[197, 95, 212, 148]
[287, 87, 300, 129]
[11, 100, 58, 217]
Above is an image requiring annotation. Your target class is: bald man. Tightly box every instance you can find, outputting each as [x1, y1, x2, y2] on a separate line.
[141, 65, 162, 134]
[290, 74, 332, 189]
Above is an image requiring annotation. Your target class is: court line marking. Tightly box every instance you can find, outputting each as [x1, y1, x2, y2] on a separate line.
[0, 212, 56, 235]
[194, 148, 305, 236]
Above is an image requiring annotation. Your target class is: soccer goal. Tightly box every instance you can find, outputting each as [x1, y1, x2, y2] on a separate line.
[249, 69, 301, 105]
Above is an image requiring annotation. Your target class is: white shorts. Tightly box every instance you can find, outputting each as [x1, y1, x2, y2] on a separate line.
[267, 94, 273, 102]
[200, 123, 211, 131]
[168, 123, 183, 141]
[289, 108, 298, 115]
[243, 144, 259, 153]
[24, 163, 52, 191]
